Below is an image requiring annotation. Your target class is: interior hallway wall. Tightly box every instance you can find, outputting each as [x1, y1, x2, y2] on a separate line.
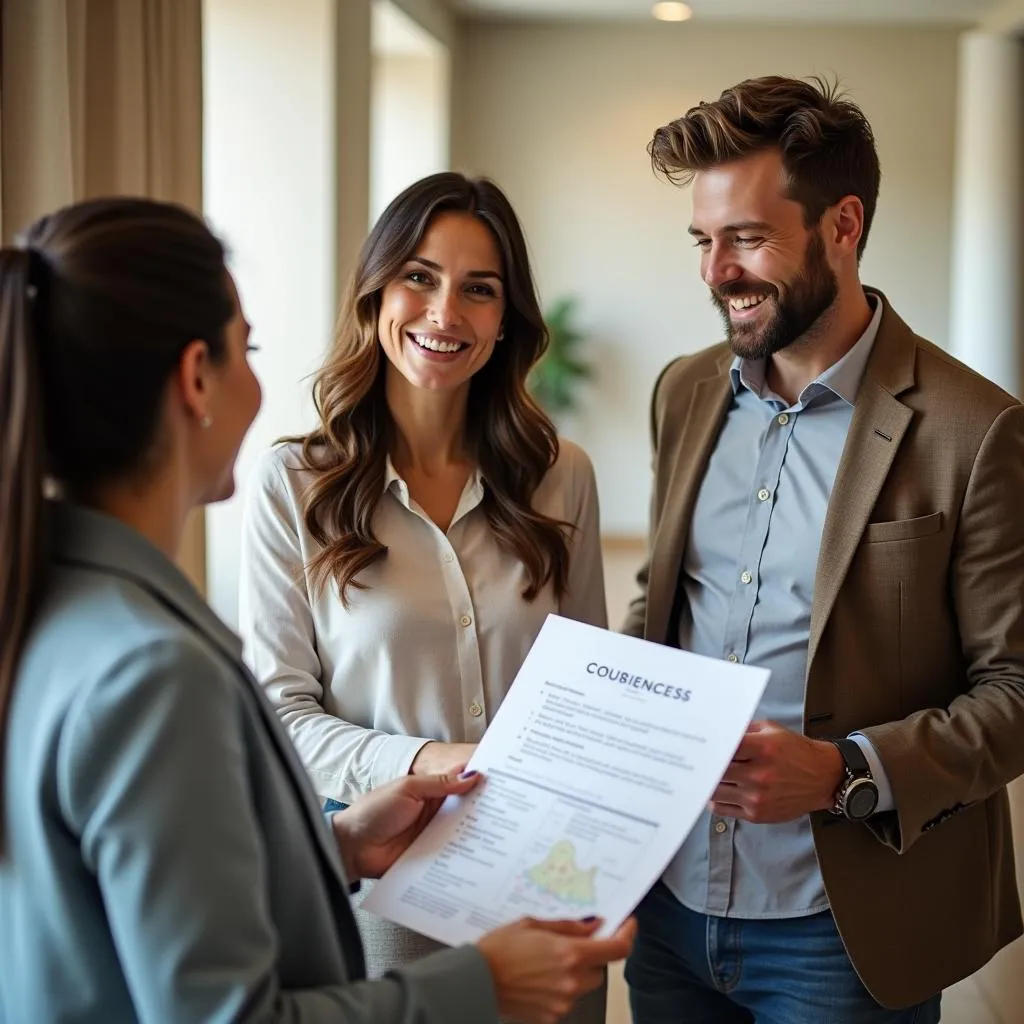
[371, 51, 450, 224]
[203, 0, 351, 624]
[451, 20, 959, 537]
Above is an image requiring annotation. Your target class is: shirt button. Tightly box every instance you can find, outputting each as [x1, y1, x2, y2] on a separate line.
[740, 570, 752, 585]
[777, 413, 790, 426]
[469, 702, 483, 717]
[460, 614, 472, 627]
[714, 820, 728, 834]
[757, 487, 771, 502]
[726, 653, 739, 663]
[443, 552, 454, 563]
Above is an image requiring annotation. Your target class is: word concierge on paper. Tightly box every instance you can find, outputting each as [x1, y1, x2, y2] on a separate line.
[586, 662, 692, 702]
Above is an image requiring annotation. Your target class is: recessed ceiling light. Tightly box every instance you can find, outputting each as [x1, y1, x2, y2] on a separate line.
[652, 1, 693, 21]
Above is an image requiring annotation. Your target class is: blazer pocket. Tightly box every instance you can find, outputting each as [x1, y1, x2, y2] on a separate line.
[864, 511, 943, 544]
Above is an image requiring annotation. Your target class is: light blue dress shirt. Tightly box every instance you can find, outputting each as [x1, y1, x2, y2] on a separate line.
[663, 298, 893, 918]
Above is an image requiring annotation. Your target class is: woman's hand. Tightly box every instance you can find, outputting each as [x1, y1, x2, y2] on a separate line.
[331, 770, 480, 881]
[477, 916, 637, 1024]
[409, 740, 478, 776]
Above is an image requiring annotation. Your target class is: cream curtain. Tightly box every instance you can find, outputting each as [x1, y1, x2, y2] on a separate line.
[0, 0, 208, 590]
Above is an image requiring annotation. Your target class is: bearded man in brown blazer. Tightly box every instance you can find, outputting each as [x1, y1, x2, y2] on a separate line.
[622, 75, 1024, 1024]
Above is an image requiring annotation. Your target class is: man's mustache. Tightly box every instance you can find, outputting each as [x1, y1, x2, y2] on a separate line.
[712, 281, 778, 301]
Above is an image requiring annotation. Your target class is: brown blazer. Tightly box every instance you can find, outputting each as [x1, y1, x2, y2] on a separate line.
[622, 290, 1024, 1009]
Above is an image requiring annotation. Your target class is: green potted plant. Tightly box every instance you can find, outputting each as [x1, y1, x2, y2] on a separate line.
[529, 296, 594, 417]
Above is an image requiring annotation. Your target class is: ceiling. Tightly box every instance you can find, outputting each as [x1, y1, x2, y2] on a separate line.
[449, 0, 1006, 25]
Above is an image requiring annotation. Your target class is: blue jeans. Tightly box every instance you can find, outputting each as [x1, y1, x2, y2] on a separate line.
[626, 882, 942, 1024]
[323, 798, 347, 813]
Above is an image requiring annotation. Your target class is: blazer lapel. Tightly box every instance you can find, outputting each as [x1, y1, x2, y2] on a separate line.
[807, 293, 917, 671]
[646, 360, 733, 644]
[52, 504, 355, 901]
[232, 659, 368, 977]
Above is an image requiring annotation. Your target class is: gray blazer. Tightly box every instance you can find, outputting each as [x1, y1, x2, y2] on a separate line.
[0, 503, 498, 1023]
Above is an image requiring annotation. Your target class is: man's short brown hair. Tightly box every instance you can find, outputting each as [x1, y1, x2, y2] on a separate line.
[649, 76, 881, 259]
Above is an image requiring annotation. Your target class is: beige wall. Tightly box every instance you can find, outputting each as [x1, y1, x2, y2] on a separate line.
[390, 0, 455, 49]
[203, 0, 349, 625]
[371, 52, 450, 223]
[1, 0, 207, 588]
[982, 0, 1024, 32]
[336, 0, 373, 295]
[451, 21, 959, 535]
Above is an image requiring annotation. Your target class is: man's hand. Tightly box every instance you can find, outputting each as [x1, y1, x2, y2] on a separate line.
[709, 720, 844, 823]
[331, 771, 481, 881]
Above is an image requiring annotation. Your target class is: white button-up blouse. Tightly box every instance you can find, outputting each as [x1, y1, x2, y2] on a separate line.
[239, 440, 607, 804]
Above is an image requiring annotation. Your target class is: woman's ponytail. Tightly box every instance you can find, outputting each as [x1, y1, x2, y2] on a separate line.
[0, 197, 233, 855]
[0, 246, 48, 854]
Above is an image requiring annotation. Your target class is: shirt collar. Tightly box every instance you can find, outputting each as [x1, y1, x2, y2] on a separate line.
[385, 455, 486, 524]
[384, 455, 403, 493]
[729, 292, 883, 408]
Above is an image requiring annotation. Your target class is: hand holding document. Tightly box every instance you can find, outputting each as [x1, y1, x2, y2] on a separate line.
[364, 615, 769, 943]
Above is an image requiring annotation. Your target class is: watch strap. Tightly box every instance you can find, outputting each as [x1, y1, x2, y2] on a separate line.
[831, 737, 871, 777]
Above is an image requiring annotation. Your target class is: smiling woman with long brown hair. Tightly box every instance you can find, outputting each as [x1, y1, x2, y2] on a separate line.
[239, 172, 608, 1019]
[0, 195, 634, 1024]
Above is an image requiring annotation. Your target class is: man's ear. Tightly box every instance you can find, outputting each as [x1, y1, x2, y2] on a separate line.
[829, 195, 865, 258]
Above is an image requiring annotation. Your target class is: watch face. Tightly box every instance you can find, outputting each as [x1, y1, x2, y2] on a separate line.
[846, 780, 878, 820]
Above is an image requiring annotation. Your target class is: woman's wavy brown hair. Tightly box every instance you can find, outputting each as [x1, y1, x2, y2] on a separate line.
[293, 172, 571, 604]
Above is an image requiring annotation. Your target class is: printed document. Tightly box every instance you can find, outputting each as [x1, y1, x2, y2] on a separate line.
[363, 615, 770, 942]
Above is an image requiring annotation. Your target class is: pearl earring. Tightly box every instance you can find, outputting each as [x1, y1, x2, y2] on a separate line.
[497, 327, 505, 341]
[200, 415, 213, 429]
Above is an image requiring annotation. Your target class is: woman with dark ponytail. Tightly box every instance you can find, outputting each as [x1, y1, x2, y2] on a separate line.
[0, 198, 632, 1023]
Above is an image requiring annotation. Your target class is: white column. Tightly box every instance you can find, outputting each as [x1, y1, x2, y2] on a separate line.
[949, 32, 1024, 396]
[202, 0, 346, 625]
[950, 29, 1024, 1024]
[370, 2, 451, 225]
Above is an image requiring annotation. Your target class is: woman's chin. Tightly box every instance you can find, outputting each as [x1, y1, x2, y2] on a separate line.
[200, 471, 237, 506]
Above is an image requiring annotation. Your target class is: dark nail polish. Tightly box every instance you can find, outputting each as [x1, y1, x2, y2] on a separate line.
[581, 915, 598, 923]
[458, 769, 479, 780]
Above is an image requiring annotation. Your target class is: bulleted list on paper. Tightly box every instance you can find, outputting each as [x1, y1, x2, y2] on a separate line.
[363, 615, 770, 944]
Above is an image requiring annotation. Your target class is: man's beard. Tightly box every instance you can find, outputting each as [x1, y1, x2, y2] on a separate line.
[711, 230, 839, 361]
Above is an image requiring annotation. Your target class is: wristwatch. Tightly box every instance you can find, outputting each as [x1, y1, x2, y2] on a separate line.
[829, 738, 878, 821]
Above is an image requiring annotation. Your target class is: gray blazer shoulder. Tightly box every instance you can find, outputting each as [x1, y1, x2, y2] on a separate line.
[0, 503, 497, 1024]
